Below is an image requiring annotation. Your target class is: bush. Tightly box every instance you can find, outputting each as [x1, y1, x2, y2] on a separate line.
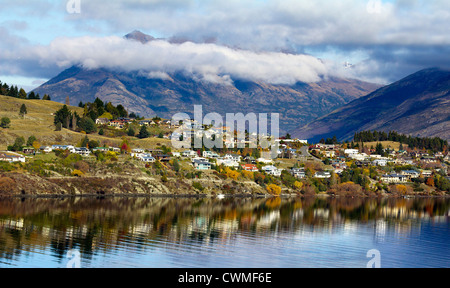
[72, 170, 84, 177]
[192, 182, 204, 192]
[266, 184, 282, 196]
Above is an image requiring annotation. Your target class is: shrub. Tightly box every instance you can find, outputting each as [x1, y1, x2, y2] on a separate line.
[192, 181, 205, 192]
[72, 170, 84, 177]
[266, 184, 282, 196]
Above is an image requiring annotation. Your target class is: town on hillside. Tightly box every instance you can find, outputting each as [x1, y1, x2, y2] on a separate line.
[0, 94, 449, 196]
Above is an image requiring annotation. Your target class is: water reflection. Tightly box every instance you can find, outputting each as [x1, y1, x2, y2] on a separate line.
[0, 197, 448, 268]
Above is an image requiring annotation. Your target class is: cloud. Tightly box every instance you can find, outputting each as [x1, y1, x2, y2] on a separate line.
[1, 35, 329, 85]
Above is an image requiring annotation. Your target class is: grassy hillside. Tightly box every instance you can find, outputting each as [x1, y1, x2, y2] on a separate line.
[362, 141, 408, 151]
[0, 95, 171, 150]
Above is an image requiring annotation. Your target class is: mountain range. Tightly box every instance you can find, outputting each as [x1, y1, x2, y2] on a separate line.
[33, 31, 380, 134]
[292, 68, 450, 142]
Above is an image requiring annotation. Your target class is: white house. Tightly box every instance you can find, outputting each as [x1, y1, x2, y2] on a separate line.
[0, 152, 26, 163]
[203, 151, 220, 158]
[74, 147, 91, 157]
[314, 171, 331, 179]
[344, 149, 359, 155]
[182, 150, 198, 158]
[262, 165, 282, 177]
[381, 174, 408, 183]
[257, 158, 273, 164]
[40, 146, 53, 153]
[52, 145, 75, 153]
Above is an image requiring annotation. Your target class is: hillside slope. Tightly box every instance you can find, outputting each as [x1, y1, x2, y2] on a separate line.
[292, 68, 450, 142]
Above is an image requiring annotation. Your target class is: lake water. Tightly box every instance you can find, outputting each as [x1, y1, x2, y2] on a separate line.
[0, 196, 448, 268]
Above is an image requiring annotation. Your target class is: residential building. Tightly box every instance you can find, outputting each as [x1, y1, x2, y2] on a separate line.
[74, 147, 91, 157]
[96, 118, 110, 125]
[203, 151, 220, 158]
[0, 152, 26, 163]
[241, 164, 259, 172]
[193, 159, 212, 170]
[401, 170, 420, 180]
[314, 171, 331, 179]
[381, 174, 408, 183]
[372, 159, 387, 167]
[291, 168, 306, 179]
[262, 165, 282, 177]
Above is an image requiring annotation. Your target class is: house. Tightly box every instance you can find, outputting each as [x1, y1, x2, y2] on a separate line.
[96, 118, 110, 125]
[203, 151, 220, 158]
[74, 147, 91, 157]
[372, 159, 387, 167]
[224, 154, 242, 162]
[22, 147, 36, 155]
[291, 168, 306, 179]
[171, 152, 181, 158]
[401, 170, 420, 180]
[241, 164, 259, 172]
[262, 165, 281, 177]
[137, 154, 156, 163]
[182, 150, 197, 158]
[40, 146, 53, 153]
[139, 120, 152, 126]
[109, 120, 126, 129]
[420, 170, 433, 177]
[52, 145, 75, 153]
[217, 159, 240, 168]
[314, 171, 331, 179]
[381, 174, 408, 183]
[344, 149, 359, 155]
[421, 156, 438, 164]
[0, 152, 26, 163]
[92, 147, 110, 153]
[257, 158, 273, 164]
[193, 159, 212, 170]
[154, 154, 171, 162]
[244, 156, 257, 164]
[322, 150, 335, 158]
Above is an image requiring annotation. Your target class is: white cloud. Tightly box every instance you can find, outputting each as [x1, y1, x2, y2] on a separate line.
[17, 36, 329, 85]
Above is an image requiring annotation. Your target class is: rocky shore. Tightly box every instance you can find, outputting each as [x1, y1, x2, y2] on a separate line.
[0, 173, 270, 197]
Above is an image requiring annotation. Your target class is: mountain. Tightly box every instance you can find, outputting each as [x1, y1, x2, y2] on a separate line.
[33, 31, 381, 133]
[292, 68, 450, 142]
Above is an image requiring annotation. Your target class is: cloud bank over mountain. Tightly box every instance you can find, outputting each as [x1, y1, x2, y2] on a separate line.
[2, 35, 332, 85]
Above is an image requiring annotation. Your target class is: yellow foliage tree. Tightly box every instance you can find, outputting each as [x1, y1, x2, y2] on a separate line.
[227, 169, 240, 181]
[294, 181, 303, 190]
[266, 184, 282, 196]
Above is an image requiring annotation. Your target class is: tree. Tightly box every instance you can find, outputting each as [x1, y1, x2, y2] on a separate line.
[266, 184, 282, 196]
[127, 127, 135, 137]
[0, 117, 11, 128]
[19, 88, 27, 99]
[78, 117, 97, 134]
[138, 125, 150, 139]
[11, 137, 25, 152]
[26, 136, 37, 147]
[98, 128, 104, 136]
[19, 104, 27, 118]
[54, 105, 71, 128]
[42, 94, 51, 101]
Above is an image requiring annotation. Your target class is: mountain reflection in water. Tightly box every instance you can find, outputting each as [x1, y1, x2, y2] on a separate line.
[0, 197, 448, 268]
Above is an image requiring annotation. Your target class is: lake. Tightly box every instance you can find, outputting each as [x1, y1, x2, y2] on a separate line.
[0, 196, 448, 268]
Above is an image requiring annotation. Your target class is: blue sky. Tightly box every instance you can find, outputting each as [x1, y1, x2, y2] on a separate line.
[1, 0, 450, 91]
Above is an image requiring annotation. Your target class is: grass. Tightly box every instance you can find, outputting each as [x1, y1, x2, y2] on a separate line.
[363, 141, 409, 151]
[0, 95, 174, 150]
[0, 95, 84, 150]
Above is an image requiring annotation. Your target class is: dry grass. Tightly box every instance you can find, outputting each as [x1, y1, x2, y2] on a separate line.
[363, 141, 408, 151]
[0, 95, 174, 150]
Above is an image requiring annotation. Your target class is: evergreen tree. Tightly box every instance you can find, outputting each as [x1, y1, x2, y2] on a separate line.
[138, 125, 150, 139]
[19, 104, 27, 118]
